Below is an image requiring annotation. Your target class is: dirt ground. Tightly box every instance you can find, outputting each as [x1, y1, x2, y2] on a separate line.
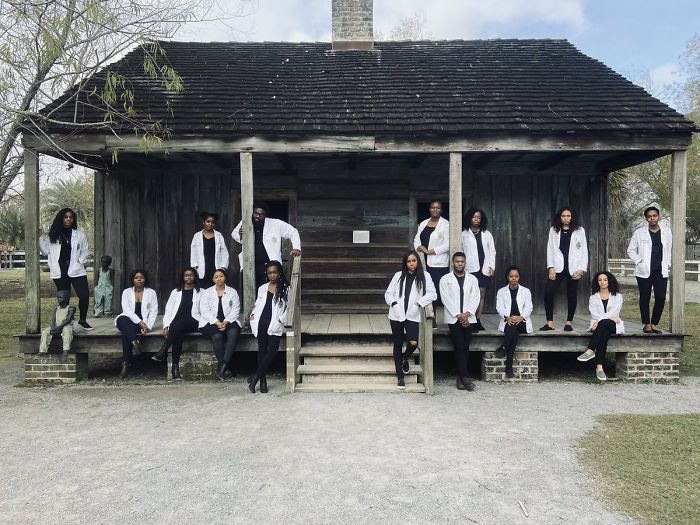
[1, 357, 698, 524]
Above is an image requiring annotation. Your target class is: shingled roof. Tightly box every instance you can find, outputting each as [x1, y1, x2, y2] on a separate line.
[39, 39, 695, 137]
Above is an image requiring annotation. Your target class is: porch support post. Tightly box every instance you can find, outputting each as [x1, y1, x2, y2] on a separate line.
[240, 153, 256, 323]
[449, 152, 463, 263]
[24, 148, 41, 334]
[670, 150, 687, 333]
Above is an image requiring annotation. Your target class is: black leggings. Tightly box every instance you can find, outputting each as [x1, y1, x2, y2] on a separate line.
[544, 271, 579, 322]
[448, 323, 472, 378]
[253, 320, 282, 381]
[390, 320, 419, 380]
[503, 322, 527, 358]
[637, 271, 668, 325]
[587, 319, 616, 365]
[164, 315, 199, 363]
[201, 322, 240, 367]
[116, 316, 140, 363]
[54, 274, 89, 322]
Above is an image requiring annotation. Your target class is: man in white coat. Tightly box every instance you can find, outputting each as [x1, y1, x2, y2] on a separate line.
[231, 202, 301, 289]
[440, 252, 481, 391]
[627, 206, 672, 334]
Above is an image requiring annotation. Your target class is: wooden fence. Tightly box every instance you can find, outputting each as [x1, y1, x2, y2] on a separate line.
[608, 258, 700, 281]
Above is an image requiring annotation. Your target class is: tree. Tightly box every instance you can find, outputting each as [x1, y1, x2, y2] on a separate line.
[41, 170, 94, 236]
[0, 0, 251, 203]
[0, 201, 24, 248]
[376, 12, 432, 41]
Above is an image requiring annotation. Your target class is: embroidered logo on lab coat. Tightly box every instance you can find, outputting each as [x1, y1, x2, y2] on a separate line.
[271, 236, 278, 244]
[146, 303, 152, 310]
[229, 300, 233, 307]
[576, 242, 581, 249]
[437, 232, 444, 239]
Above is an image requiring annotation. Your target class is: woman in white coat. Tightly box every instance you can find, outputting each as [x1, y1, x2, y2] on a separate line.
[577, 272, 625, 381]
[190, 212, 229, 288]
[115, 269, 158, 378]
[494, 266, 533, 379]
[39, 208, 93, 330]
[462, 207, 496, 332]
[199, 269, 241, 380]
[385, 250, 437, 389]
[414, 201, 450, 305]
[248, 261, 289, 393]
[541, 206, 588, 332]
[151, 267, 202, 380]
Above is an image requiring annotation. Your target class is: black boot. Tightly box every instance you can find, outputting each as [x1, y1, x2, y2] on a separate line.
[216, 363, 227, 381]
[172, 363, 182, 381]
[248, 374, 258, 393]
[152, 342, 169, 362]
[119, 362, 129, 378]
[505, 356, 514, 379]
[260, 376, 268, 393]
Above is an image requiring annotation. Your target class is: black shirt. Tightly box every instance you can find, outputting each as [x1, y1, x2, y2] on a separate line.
[456, 274, 465, 312]
[203, 234, 216, 280]
[59, 228, 72, 276]
[260, 291, 274, 323]
[420, 226, 435, 253]
[509, 286, 521, 316]
[649, 229, 663, 273]
[602, 298, 609, 312]
[216, 295, 225, 322]
[254, 220, 269, 265]
[559, 228, 572, 272]
[176, 289, 193, 320]
[473, 230, 485, 270]
[404, 272, 416, 313]
[134, 302, 143, 320]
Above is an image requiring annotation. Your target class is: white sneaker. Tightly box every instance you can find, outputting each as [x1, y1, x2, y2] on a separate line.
[596, 369, 607, 381]
[577, 350, 595, 362]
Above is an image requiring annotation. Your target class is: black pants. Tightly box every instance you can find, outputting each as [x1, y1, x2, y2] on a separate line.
[588, 319, 616, 365]
[116, 316, 140, 363]
[53, 274, 89, 322]
[637, 271, 668, 325]
[448, 323, 472, 378]
[544, 271, 578, 322]
[202, 323, 241, 367]
[503, 322, 528, 358]
[253, 320, 282, 381]
[390, 320, 419, 380]
[164, 315, 199, 364]
[426, 264, 449, 306]
[255, 262, 269, 291]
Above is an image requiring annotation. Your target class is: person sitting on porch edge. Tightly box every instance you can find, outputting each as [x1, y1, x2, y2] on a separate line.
[494, 266, 533, 379]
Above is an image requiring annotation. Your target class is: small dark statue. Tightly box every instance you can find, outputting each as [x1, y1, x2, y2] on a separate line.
[94, 255, 114, 317]
[39, 290, 76, 356]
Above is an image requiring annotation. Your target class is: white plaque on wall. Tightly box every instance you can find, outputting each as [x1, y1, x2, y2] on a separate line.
[353, 230, 370, 244]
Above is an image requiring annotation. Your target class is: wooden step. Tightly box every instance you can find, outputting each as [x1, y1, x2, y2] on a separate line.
[302, 258, 399, 273]
[294, 383, 426, 393]
[302, 289, 385, 304]
[302, 244, 409, 258]
[300, 345, 393, 357]
[304, 273, 390, 290]
[301, 304, 387, 314]
[300, 229, 410, 243]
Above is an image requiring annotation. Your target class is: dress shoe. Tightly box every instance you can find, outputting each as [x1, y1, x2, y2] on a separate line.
[248, 375, 257, 393]
[119, 362, 129, 378]
[456, 376, 466, 390]
[260, 377, 268, 393]
[171, 363, 181, 381]
[494, 346, 506, 359]
[505, 364, 514, 379]
[539, 324, 554, 331]
[462, 378, 475, 391]
[564, 324, 573, 332]
[216, 363, 227, 381]
[152, 343, 168, 362]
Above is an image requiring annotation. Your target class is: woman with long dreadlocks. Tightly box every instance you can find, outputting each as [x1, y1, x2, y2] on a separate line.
[384, 250, 437, 390]
[248, 260, 289, 393]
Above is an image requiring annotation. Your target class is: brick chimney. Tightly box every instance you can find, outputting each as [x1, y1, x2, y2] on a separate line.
[332, 0, 374, 51]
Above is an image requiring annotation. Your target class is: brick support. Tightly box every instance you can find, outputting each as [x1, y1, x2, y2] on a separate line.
[176, 353, 218, 381]
[616, 352, 680, 383]
[481, 351, 538, 382]
[24, 353, 88, 384]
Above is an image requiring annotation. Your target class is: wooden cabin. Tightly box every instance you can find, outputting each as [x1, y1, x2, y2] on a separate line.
[20, 0, 695, 390]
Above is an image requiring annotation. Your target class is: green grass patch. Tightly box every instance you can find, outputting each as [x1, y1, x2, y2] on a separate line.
[577, 414, 700, 524]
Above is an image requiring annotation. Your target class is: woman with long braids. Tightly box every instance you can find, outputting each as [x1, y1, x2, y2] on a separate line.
[248, 260, 289, 393]
[39, 208, 93, 330]
[384, 250, 437, 390]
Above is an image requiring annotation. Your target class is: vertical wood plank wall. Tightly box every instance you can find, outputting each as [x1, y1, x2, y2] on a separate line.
[101, 153, 607, 315]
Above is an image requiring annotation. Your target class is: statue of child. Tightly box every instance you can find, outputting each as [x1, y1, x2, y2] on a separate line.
[39, 290, 76, 357]
[94, 255, 114, 317]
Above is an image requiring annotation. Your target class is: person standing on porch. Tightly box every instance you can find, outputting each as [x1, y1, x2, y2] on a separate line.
[462, 207, 496, 332]
[627, 206, 672, 334]
[232, 202, 301, 290]
[540, 207, 588, 332]
[414, 201, 450, 306]
[384, 250, 437, 390]
[494, 266, 533, 379]
[191, 212, 229, 288]
[39, 208, 93, 331]
[248, 261, 289, 393]
[440, 252, 480, 391]
[577, 271, 625, 381]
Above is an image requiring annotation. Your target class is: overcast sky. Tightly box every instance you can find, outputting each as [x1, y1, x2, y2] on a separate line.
[177, 0, 700, 110]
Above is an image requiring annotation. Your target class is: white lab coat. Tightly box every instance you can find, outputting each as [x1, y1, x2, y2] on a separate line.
[114, 287, 158, 330]
[190, 230, 229, 279]
[249, 284, 288, 337]
[496, 285, 534, 333]
[462, 229, 496, 274]
[439, 272, 481, 325]
[231, 218, 301, 267]
[546, 227, 588, 276]
[198, 285, 242, 328]
[414, 217, 450, 268]
[627, 226, 672, 278]
[162, 288, 203, 329]
[588, 292, 625, 334]
[384, 271, 437, 323]
[39, 230, 89, 279]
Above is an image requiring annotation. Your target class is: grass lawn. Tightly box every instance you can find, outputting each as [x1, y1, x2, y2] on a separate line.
[577, 414, 700, 524]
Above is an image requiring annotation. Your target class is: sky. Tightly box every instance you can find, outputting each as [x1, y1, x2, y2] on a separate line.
[177, 0, 700, 110]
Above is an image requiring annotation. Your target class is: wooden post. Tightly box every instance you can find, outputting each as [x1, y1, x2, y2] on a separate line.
[240, 153, 256, 322]
[93, 170, 105, 274]
[449, 152, 463, 265]
[670, 150, 687, 334]
[24, 148, 41, 334]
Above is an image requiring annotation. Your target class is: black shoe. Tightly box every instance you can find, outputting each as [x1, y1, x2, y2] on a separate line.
[652, 328, 662, 334]
[643, 327, 653, 334]
[216, 364, 227, 381]
[564, 324, 573, 332]
[119, 362, 129, 378]
[494, 346, 506, 359]
[260, 377, 268, 393]
[463, 378, 475, 392]
[248, 375, 257, 393]
[402, 359, 410, 373]
[456, 376, 466, 390]
[539, 324, 554, 331]
[505, 366, 514, 379]
[152, 343, 168, 362]
[78, 320, 94, 331]
[397, 378, 406, 390]
[171, 364, 181, 381]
